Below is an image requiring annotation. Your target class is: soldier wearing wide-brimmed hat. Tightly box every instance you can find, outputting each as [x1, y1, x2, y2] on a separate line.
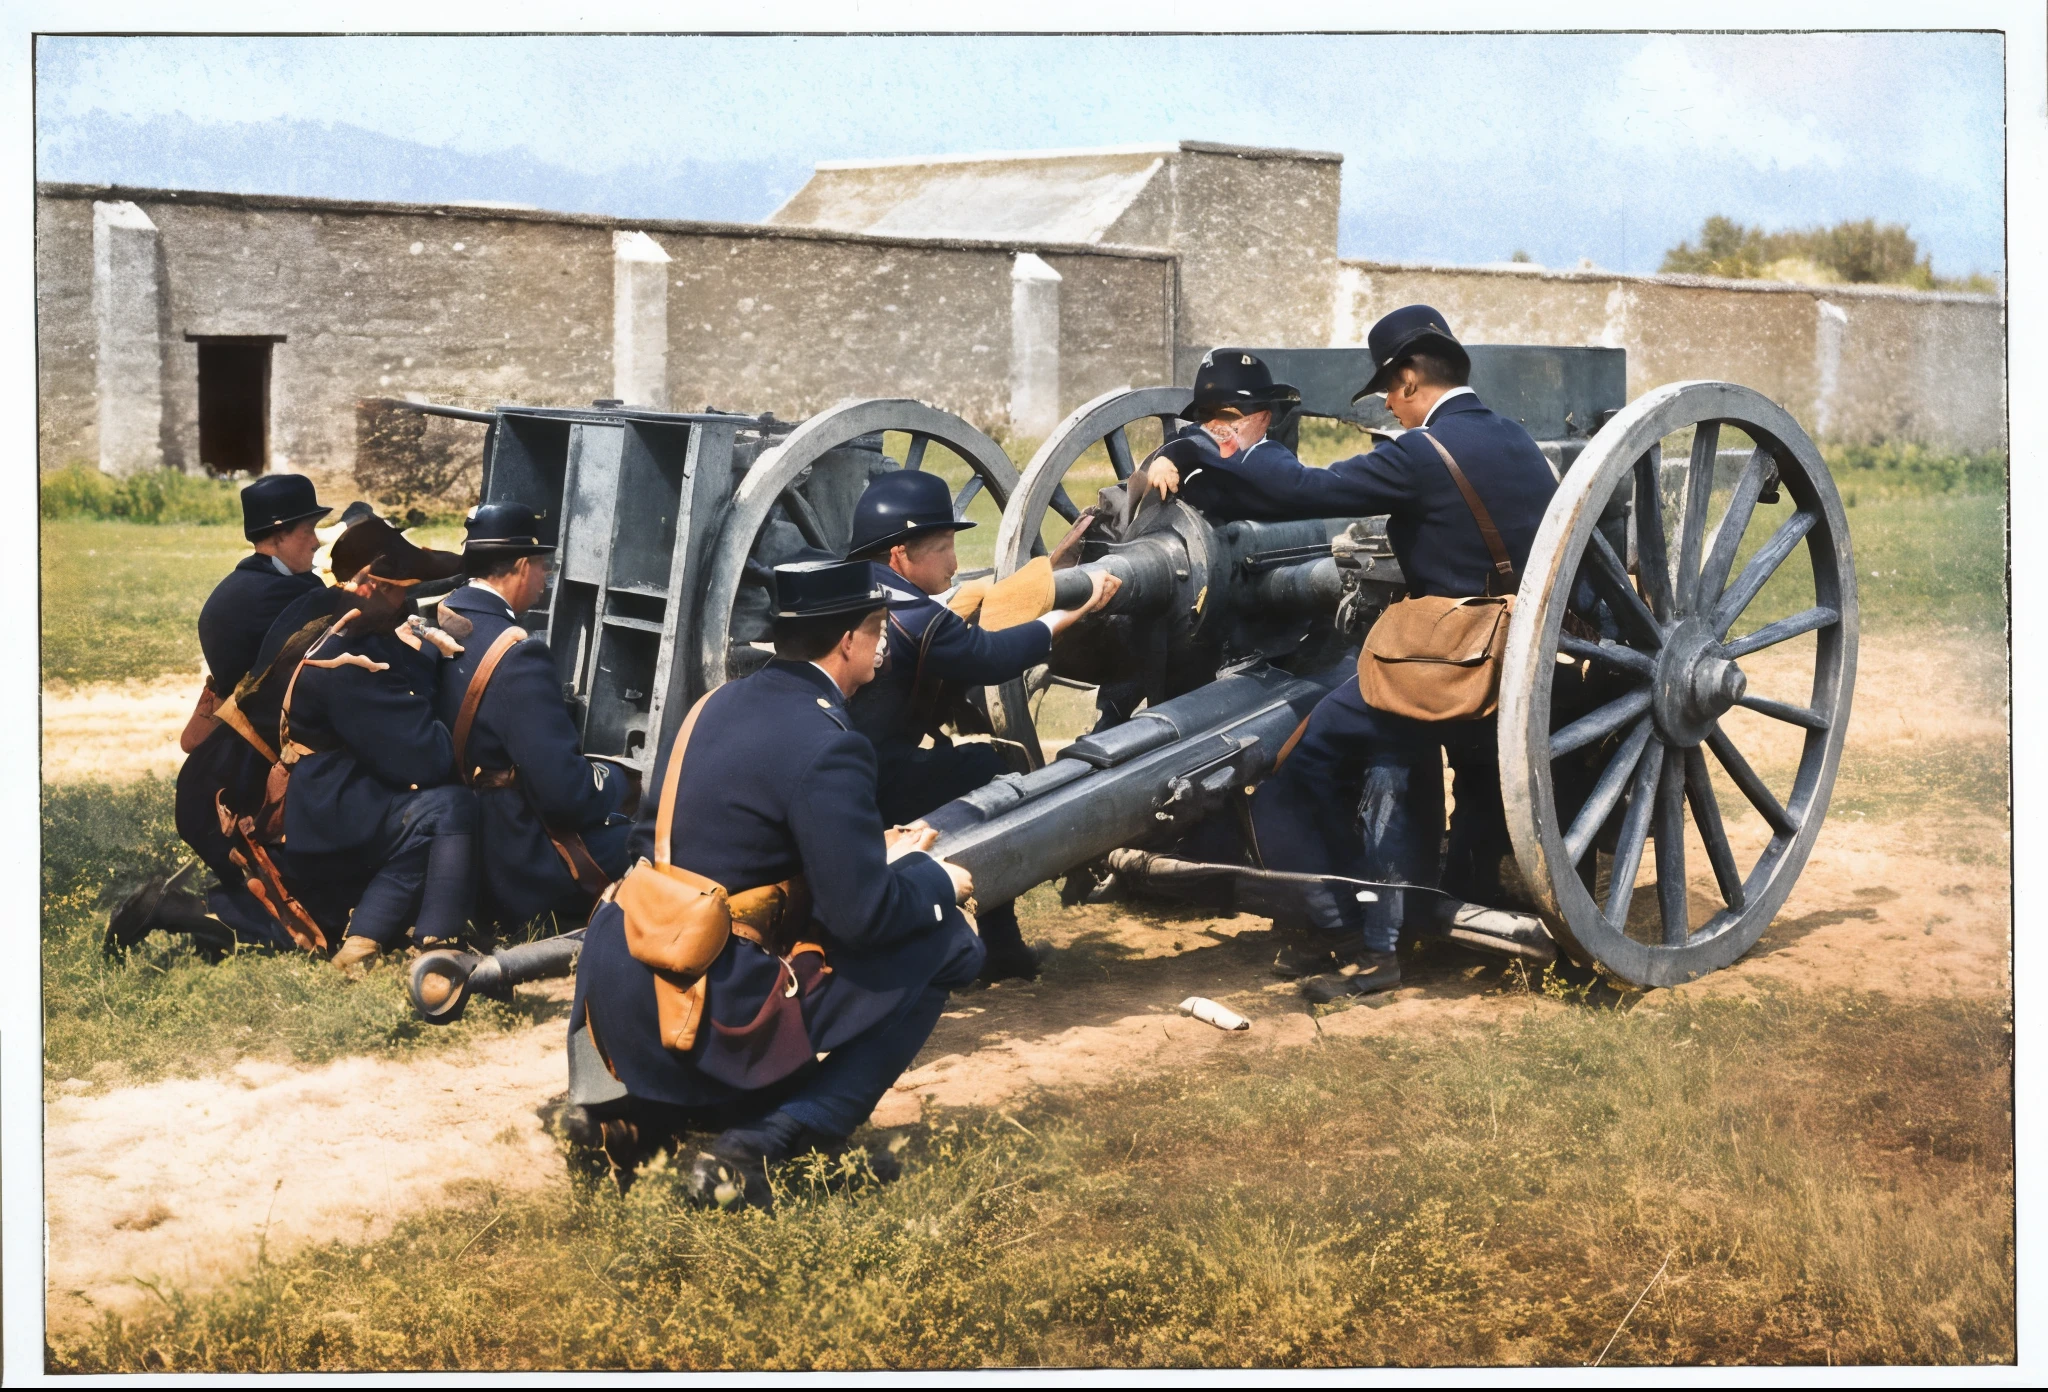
[1128, 348, 1318, 522]
[157, 475, 337, 953]
[569, 558, 983, 1208]
[429, 502, 634, 929]
[1146, 305, 1558, 1002]
[841, 469, 1119, 983]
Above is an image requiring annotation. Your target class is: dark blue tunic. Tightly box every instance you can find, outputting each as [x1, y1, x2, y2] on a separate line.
[573, 659, 978, 1109]
[1162, 394, 1557, 597]
[197, 553, 326, 694]
[846, 563, 1052, 819]
[433, 583, 617, 923]
[281, 625, 454, 857]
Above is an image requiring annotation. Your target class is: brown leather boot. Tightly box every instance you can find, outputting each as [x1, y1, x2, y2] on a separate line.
[331, 935, 383, 971]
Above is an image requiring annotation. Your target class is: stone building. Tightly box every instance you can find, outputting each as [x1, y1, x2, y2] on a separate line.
[34, 137, 2005, 499]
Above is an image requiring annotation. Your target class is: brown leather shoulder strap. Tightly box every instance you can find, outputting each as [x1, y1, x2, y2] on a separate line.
[1417, 430, 1516, 592]
[212, 694, 278, 764]
[453, 626, 528, 780]
[653, 690, 717, 868]
[278, 618, 346, 763]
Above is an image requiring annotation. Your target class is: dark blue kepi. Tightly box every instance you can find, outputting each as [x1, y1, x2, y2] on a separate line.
[773, 559, 919, 619]
[463, 502, 555, 558]
[239, 474, 331, 540]
[845, 470, 974, 560]
[1355, 304, 1472, 400]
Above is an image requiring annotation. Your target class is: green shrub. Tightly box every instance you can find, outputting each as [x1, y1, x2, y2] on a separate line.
[1823, 440, 2005, 496]
[41, 463, 243, 525]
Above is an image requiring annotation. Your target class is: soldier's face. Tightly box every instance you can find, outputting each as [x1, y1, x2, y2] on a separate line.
[263, 518, 322, 574]
[845, 611, 887, 691]
[893, 532, 959, 595]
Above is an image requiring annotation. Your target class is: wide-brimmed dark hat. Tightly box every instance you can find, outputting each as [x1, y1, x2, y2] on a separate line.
[773, 559, 920, 620]
[329, 514, 465, 586]
[241, 474, 331, 541]
[1355, 304, 1472, 400]
[1188, 349, 1301, 423]
[845, 470, 975, 560]
[463, 502, 555, 559]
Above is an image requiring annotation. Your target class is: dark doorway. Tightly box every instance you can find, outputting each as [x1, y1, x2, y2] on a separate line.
[190, 336, 280, 476]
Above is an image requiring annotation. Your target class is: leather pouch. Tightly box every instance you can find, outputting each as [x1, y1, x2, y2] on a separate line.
[1359, 594, 1514, 721]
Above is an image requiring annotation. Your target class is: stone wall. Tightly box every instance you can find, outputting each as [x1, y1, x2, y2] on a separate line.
[1335, 261, 2006, 452]
[35, 184, 1175, 495]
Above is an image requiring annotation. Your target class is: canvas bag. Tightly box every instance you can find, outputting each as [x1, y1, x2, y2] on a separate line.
[1357, 430, 1519, 722]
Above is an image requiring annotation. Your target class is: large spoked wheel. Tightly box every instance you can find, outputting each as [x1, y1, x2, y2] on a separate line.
[694, 398, 1019, 696]
[1500, 381, 1858, 988]
[986, 386, 1194, 762]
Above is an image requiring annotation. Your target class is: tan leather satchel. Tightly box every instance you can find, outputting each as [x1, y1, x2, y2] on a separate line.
[612, 693, 732, 1051]
[1357, 430, 1519, 722]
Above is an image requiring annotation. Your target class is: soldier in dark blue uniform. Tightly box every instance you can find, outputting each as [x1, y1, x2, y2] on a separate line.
[842, 469, 1118, 980]
[433, 503, 632, 929]
[139, 476, 333, 953]
[1150, 310, 1557, 1000]
[278, 516, 477, 970]
[572, 560, 983, 1207]
[1144, 348, 1309, 523]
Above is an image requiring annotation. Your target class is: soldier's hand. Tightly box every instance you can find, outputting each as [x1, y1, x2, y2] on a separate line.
[1146, 459, 1181, 497]
[885, 821, 939, 862]
[939, 859, 975, 904]
[1081, 568, 1121, 615]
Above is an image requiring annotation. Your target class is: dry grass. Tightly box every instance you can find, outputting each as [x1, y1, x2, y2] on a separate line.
[51, 987, 2011, 1371]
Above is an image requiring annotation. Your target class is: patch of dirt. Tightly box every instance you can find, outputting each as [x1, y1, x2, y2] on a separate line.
[40, 631, 2012, 1330]
[42, 673, 198, 784]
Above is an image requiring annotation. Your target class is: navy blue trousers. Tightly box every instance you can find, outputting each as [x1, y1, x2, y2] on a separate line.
[1249, 680, 1505, 954]
[291, 785, 478, 946]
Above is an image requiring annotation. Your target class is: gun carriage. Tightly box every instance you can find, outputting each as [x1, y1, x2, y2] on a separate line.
[399, 345, 1858, 1036]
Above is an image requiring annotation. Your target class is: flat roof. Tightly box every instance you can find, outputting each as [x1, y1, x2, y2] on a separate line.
[815, 138, 1342, 171]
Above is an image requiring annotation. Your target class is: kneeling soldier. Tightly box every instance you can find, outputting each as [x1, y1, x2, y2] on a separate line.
[843, 469, 1117, 981]
[434, 503, 632, 929]
[572, 560, 983, 1207]
[154, 475, 333, 952]
[280, 518, 479, 969]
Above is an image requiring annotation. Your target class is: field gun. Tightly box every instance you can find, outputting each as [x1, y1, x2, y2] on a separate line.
[400, 348, 1859, 1050]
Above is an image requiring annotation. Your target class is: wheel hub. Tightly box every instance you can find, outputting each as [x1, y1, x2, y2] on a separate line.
[1652, 617, 1747, 747]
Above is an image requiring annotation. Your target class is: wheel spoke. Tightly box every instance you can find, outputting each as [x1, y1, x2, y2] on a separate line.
[1721, 605, 1839, 659]
[1550, 687, 1653, 760]
[902, 433, 929, 471]
[1735, 693, 1831, 731]
[1632, 450, 1674, 621]
[1714, 509, 1818, 635]
[1564, 717, 1655, 865]
[1049, 484, 1082, 524]
[1705, 724, 1797, 837]
[1697, 448, 1771, 608]
[1604, 735, 1664, 929]
[1586, 529, 1664, 648]
[1654, 744, 1689, 945]
[1559, 632, 1658, 678]
[779, 488, 828, 549]
[1105, 427, 1137, 482]
[953, 474, 985, 519]
[1674, 421, 1720, 615]
[1684, 746, 1747, 911]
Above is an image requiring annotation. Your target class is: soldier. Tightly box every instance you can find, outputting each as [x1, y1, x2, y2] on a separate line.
[571, 560, 983, 1208]
[842, 469, 1119, 981]
[142, 476, 334, 953]
[433, 503, 632, 929]
[1149, 307, 1557, 1001]
[278, 516, 477, 969]
[1140, 349, 1309, 522]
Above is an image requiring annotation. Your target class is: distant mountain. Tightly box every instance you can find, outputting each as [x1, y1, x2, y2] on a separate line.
[35, 111, 813, 224]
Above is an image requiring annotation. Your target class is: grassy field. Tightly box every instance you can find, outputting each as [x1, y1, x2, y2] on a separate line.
[52, 987, 2011, 1370]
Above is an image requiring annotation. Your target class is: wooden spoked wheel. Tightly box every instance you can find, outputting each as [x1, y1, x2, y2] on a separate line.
[693, 398, 1019, 697]
[985, 386, 1195, 765]
[1499, 380, 1859, 987]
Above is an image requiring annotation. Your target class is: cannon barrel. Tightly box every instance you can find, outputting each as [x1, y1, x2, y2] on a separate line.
[925, 662, 1344, 906]
[1047, 518, 1357, 623]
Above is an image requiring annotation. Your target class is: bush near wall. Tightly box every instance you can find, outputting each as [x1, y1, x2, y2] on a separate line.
[1822, 442, 2006, 497]
[40, 463, 243, 525]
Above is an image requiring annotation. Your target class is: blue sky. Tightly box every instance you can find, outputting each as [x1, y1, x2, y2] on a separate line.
[34, 32, 2006, 278]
